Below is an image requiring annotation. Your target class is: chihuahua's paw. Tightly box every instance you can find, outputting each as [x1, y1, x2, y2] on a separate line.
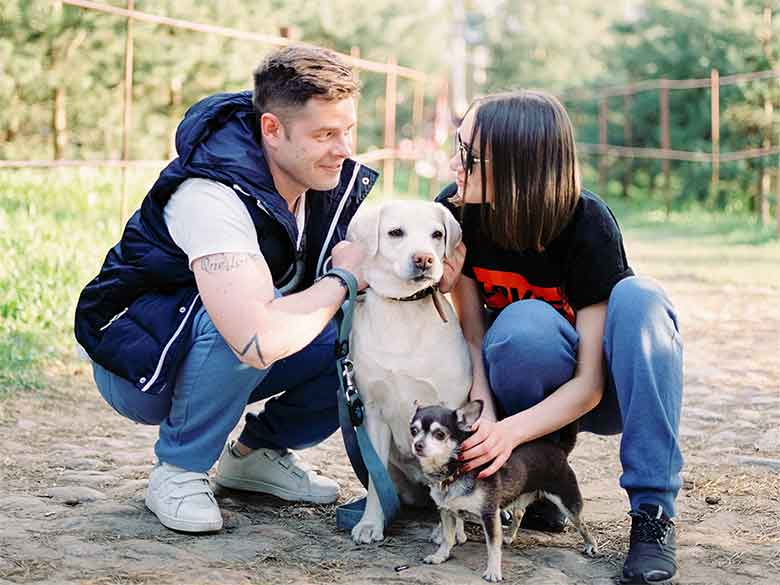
[429, 522, 442, 544]
[351, 519, 384, 544]
[582, 542, 598, 557]
[482, 568, 503, 582]
[455, 518, 468, 545]
[423, 550, 450, 565]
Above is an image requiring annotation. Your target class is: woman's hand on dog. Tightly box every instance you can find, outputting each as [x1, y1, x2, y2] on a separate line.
[458, 417, 515, 479]
[438, 241, 466, 294]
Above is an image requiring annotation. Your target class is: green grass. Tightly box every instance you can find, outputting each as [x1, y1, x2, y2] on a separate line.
[0, 168, 152, 397]
[608, 198, 780, 289]
[0, 169, 777, 398]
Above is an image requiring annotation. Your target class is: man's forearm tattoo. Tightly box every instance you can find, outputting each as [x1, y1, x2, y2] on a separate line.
[229, 334, 267, 367]
[199, 253, 251, 273]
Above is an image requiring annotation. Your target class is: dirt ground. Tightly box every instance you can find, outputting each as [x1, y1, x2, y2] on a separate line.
[1, 268, 779, 584]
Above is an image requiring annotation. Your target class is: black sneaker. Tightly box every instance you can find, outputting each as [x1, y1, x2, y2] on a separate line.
[621, 504, 677, 584]
[518, 498, 567, 533]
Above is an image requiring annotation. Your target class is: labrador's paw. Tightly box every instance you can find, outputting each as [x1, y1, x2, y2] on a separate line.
[351, 519, 384, 544]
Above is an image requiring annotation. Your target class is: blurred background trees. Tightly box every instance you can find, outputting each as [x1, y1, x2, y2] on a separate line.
[1, 0, 779, 216]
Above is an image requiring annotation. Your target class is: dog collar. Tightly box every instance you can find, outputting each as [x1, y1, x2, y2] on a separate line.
[439, 466, 465, 490]
[390, 286, 449, 323]
[391, 285, 437, 302]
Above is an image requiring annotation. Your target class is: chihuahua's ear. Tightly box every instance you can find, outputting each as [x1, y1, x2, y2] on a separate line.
[456, 400, 484, 431]
[346, 203, 382, 257]
[410, 400, 421, 422]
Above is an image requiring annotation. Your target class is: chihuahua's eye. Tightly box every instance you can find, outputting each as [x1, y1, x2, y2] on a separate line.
[388, 228, 404, 238]
[410, 426, 418, 436]
[432, 230, 444, 240]
[433, 430, 446, 441]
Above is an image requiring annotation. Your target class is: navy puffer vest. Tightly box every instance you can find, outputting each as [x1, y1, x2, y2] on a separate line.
[74, 91, 377, 395]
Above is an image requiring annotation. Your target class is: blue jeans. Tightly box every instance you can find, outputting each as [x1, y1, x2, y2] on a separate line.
[93, 305, 340, 472]
[484, 276, 684, 516]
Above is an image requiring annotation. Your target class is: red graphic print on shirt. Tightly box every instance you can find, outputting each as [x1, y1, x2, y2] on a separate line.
[472, 267, 575, 324]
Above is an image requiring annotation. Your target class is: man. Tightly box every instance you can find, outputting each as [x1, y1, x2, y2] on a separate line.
[75, 45, 377, 533]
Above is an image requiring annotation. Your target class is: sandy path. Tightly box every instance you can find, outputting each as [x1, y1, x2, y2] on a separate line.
[1, 274, 778, 585]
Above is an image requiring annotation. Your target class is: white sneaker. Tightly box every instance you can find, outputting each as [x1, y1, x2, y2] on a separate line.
[145, 462, 223, 533]
[214, 443, 339, 504]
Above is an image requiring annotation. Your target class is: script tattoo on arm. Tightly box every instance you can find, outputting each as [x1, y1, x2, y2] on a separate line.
[228, 334, 267, 368]
[198, 253, 253, 274]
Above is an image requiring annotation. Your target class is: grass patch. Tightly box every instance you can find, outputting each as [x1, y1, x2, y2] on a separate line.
[607, 198, 780, 289]
[0, 168, 153, 398]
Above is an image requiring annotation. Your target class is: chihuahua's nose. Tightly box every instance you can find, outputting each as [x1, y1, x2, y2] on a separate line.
[413, 253, 434, 270]
[414, 441, 424, 454]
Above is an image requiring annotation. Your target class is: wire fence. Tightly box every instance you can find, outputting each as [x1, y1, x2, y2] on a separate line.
[560, 68, 780, 233]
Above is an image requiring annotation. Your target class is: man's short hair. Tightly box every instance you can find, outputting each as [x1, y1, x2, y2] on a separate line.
[253, 45, 360, 119]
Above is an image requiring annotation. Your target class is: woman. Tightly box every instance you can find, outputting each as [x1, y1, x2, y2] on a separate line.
[437, 90, 682, 585]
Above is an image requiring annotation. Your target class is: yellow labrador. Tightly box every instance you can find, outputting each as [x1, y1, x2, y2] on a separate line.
[346, 200, 472, 544]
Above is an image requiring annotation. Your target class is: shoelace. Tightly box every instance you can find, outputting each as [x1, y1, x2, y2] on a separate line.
[629, 510, 673, 545]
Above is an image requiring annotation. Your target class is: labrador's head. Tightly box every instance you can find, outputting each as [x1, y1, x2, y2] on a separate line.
[347, 200, 462, 298]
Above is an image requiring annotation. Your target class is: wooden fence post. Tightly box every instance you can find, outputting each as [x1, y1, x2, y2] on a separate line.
[409, 79, 425, 196]
[660, 79, 671, 215]
[776, 78, 780, 238]
[710, 69, 720, 208]
[384, 55, 397, 198]
[622, 91, 633, 199]
[119, 0, 135, 231]
[761, 98, 773, 224]
[598, 96, 608, 196]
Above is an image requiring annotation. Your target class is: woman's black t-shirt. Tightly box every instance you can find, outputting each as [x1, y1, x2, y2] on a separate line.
[437, 183, 634, 324]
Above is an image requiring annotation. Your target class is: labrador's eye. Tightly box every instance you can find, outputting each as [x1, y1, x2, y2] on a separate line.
[388, 228, 404, 238]
[433, 430, 446, 441]
[432, 230, 444, 240]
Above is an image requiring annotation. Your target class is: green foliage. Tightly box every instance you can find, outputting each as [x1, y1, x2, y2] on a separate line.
[0, 168, 151, 396]
[0, 0, 452, 161]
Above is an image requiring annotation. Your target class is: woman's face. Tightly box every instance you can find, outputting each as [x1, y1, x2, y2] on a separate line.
[449, 107, 494, 205]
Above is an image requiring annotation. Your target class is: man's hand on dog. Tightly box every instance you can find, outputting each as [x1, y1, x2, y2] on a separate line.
[458, 417, 515, 479]
[331, 240, 369, 290]
[438, 241, 466, 293]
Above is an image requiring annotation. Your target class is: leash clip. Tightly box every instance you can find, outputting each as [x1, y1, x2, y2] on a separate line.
[341, 360, 364, 426]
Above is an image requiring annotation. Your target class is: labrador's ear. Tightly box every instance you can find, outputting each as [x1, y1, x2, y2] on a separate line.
[346, 203, 382, 257]
[436, 203, 462, 259]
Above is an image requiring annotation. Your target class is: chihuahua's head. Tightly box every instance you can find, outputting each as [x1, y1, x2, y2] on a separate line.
[409, 400, 483, 475]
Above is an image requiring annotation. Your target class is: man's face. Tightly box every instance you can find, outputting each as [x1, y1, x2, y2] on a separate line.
[268, 97, 356, 193]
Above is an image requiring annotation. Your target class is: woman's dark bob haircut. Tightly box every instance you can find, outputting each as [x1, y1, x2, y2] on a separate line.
[464, 90, 581, 252]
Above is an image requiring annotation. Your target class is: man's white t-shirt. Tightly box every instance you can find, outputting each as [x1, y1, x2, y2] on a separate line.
[164, 178, 305, 268]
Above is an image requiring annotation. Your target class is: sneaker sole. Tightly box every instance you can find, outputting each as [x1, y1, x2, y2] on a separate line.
[145, 494, 223, 533]
[214, 475, 337, 504]
[619, 575, 676, 585]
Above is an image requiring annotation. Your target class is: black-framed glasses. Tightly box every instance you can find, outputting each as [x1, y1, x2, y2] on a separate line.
[457, 131, 488, 174]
